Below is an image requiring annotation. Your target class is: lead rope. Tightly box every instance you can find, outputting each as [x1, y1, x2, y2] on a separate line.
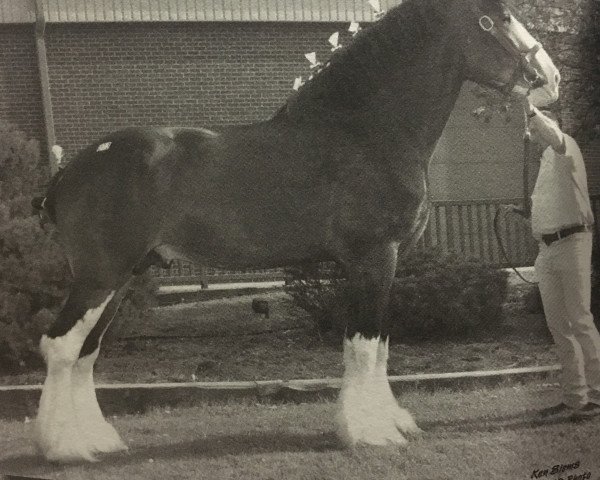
[494, 104, 538, 285]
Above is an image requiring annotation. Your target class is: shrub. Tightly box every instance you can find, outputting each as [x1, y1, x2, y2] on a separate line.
[285, 250, 509, 342]
[389, 250, 508, 339]
[0, 122, 70, 372]
[284, 263, 347, 339]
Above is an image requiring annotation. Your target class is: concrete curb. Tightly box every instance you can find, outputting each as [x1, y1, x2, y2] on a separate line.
[0, 365, 561, 420]
[156, 286, 283, 305]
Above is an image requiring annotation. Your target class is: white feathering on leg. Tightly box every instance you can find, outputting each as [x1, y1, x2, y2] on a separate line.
[71, 348, 127, 454]
[336, 334, 420, 446]
[35, 292, 116, 463]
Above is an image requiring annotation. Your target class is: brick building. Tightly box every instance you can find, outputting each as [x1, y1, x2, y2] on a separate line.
[0, 0, 598, 204]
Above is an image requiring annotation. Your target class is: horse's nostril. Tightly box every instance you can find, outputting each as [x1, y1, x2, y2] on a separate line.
[555, 72, 561, 85]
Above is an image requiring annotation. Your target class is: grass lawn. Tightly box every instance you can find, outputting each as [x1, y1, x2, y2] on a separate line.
[0, 287, 558, 385]
[1, 383, 599, 480]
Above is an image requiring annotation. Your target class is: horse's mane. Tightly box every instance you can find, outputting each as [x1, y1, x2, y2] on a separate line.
[276, 0, 446, 125]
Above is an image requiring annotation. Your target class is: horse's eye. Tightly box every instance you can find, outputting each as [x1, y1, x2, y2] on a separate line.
[502, 13, 511, 24]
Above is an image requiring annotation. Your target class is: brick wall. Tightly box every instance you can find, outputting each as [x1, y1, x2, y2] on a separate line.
[45, 21, 343, 156]
[0, 21, 597, 200]
[0, 24, 44, 146]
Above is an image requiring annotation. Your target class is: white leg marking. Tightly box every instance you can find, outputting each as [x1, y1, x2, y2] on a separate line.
[35, 292, 116, 463]
[72, 348, 127, 454]
[336, 334, 421, 446]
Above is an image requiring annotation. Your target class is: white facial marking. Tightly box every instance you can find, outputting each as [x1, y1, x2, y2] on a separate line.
[96, 142, 112, 152]
[506, 16, 560, 106]
[336, 334, 421, 446]
[35, 292, 124, 463]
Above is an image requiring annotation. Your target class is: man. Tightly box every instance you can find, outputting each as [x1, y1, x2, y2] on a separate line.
[506, 103, 600, 418]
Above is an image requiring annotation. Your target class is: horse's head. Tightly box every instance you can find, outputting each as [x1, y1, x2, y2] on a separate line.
[451, 0, 560, 106]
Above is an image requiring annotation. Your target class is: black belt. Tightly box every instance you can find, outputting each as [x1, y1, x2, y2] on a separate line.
[542, 225, 591, 246]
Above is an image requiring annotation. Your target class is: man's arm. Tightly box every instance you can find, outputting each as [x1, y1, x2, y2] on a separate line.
[526, 104, 566, 154]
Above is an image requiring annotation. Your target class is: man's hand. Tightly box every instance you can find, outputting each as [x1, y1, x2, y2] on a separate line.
[499, 204, 518, 215]
[499, 204, 529, 219]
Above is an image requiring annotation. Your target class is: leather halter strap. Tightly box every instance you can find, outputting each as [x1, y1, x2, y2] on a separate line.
[478, 15, 546, 92]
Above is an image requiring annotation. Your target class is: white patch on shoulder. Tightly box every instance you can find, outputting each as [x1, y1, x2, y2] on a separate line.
[336, 334, 421, 446]
[96, 142, 112, 152]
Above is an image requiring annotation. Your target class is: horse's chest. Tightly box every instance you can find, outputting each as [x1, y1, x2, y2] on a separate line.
[334, 161, 427, 236]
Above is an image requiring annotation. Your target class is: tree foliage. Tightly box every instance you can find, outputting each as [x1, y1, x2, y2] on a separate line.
[475, 0, 599, 142]
[516, 0, 600, 142]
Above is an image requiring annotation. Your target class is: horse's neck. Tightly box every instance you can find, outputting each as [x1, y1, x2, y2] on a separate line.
[367, 44, 464, 161]
[283, 5, 464, 162]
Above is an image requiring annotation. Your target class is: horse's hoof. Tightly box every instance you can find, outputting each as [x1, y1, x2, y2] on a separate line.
[37, 441, 99, 464]
[336, 409, 410, 447]
[337, 425, 409, 447]
[393, 407, 423, 438]
[86, 426, 128, 455]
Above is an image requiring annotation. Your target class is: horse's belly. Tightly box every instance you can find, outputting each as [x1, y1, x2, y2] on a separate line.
[164, 207, 331, 269]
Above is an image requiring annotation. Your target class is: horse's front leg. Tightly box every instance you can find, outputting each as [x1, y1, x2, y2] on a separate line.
[336, 242, 421, 446]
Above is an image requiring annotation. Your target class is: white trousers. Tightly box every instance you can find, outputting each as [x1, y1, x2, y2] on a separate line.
[535, 231, 600, 408]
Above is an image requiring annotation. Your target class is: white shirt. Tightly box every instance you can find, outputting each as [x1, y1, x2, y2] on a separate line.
[531, 134, 594, 238]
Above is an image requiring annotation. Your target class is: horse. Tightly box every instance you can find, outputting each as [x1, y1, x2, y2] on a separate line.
[32, 0, 560, 463]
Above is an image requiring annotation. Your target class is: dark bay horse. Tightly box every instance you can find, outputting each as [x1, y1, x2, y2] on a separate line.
[33, 0, 559, 463]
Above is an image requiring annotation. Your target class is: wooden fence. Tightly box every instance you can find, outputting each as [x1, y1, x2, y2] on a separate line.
[153, 195, 600, 285]
[415, 198, 537, 267]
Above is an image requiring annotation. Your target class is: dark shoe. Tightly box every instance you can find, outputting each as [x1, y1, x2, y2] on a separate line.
[538, 403, 577, 418]
[571, 402, 600, 419]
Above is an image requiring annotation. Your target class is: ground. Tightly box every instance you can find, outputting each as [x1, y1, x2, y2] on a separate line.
[0, 282, 557, 385]
[2, 278, 594, 479]
[1, 384, 598, 479]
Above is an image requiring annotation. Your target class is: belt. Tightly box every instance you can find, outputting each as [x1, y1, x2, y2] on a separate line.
[541, 225, 591, 246]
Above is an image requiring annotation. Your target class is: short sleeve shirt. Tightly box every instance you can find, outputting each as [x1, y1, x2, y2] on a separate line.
[531, 134, 594, 238]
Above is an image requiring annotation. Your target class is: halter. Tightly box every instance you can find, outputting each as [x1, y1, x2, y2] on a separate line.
[478, 15, 546, 94]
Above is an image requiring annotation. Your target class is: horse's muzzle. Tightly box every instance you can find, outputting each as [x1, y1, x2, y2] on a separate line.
[521, 60, 547, 90]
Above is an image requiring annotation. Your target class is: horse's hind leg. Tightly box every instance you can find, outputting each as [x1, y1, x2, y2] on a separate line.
[71, 279, 134, 456]
[35, 278, 130, 463]
[336, 242, 422, 446]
